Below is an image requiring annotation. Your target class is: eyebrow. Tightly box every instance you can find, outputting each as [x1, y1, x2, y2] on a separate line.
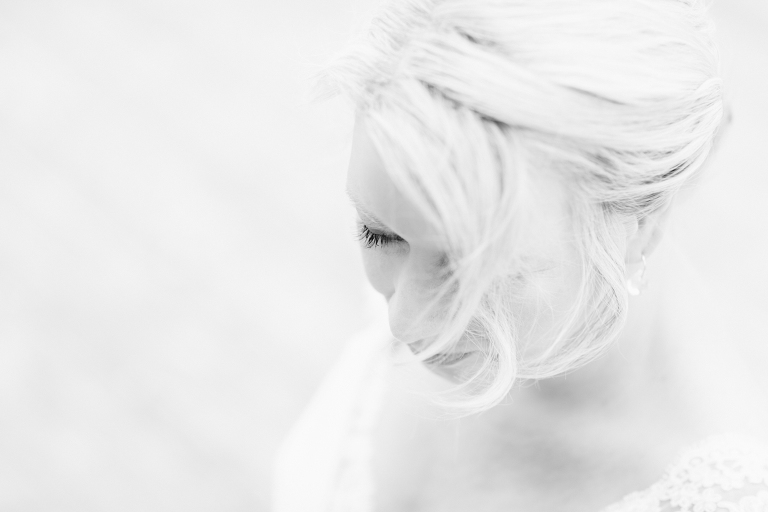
[346, 188, 390, 228]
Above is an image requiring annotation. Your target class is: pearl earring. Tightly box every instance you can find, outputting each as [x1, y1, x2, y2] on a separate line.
[626, 254, 648, 296]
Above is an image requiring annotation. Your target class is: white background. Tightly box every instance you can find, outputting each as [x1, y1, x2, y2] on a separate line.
[0, 1, 766, 510]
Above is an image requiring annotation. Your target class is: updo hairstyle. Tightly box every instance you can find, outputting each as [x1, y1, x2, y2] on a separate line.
[322, 0, 725, 412]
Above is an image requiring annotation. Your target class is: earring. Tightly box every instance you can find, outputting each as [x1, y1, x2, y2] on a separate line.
[626, 254, 648, 296]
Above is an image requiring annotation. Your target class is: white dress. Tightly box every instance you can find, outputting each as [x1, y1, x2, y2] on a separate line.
[272, 321, 768, 512]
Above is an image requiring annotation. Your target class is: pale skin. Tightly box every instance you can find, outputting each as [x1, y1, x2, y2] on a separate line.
[346, 119, 766, 512]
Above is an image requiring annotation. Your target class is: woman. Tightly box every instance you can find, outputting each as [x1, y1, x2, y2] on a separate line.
[274, 0, 768, 510]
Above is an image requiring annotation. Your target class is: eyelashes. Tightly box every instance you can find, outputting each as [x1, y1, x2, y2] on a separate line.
[356, 224, 405, 249]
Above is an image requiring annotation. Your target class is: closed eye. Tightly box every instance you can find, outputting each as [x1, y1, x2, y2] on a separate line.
[356, 224, 405, 249]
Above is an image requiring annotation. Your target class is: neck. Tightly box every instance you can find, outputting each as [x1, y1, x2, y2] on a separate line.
[463, 243, 691, 446]
[511, 270, 668, 415]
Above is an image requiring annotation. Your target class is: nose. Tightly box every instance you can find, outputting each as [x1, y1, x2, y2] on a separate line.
[386, 260, 444, 344]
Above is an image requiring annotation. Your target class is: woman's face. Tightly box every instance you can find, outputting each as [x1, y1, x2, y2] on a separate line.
[346, 119, 583, 381]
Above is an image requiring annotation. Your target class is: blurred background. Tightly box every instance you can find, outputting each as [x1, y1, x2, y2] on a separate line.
[0, 0, 765, 510]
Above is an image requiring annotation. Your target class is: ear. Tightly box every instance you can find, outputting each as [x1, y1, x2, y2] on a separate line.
[625, 203, 673, 266]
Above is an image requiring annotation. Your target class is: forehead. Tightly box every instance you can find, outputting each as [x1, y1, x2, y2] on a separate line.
[346, 119, 442, 246]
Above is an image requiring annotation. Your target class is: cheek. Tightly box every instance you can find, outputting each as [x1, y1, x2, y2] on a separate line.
[512, 262, 583, 357]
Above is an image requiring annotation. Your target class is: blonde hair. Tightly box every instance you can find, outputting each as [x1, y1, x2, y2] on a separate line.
[322, 0, 725, 413]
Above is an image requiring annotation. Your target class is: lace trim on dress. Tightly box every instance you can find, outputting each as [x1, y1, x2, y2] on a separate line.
[601, 434, 768, 512]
